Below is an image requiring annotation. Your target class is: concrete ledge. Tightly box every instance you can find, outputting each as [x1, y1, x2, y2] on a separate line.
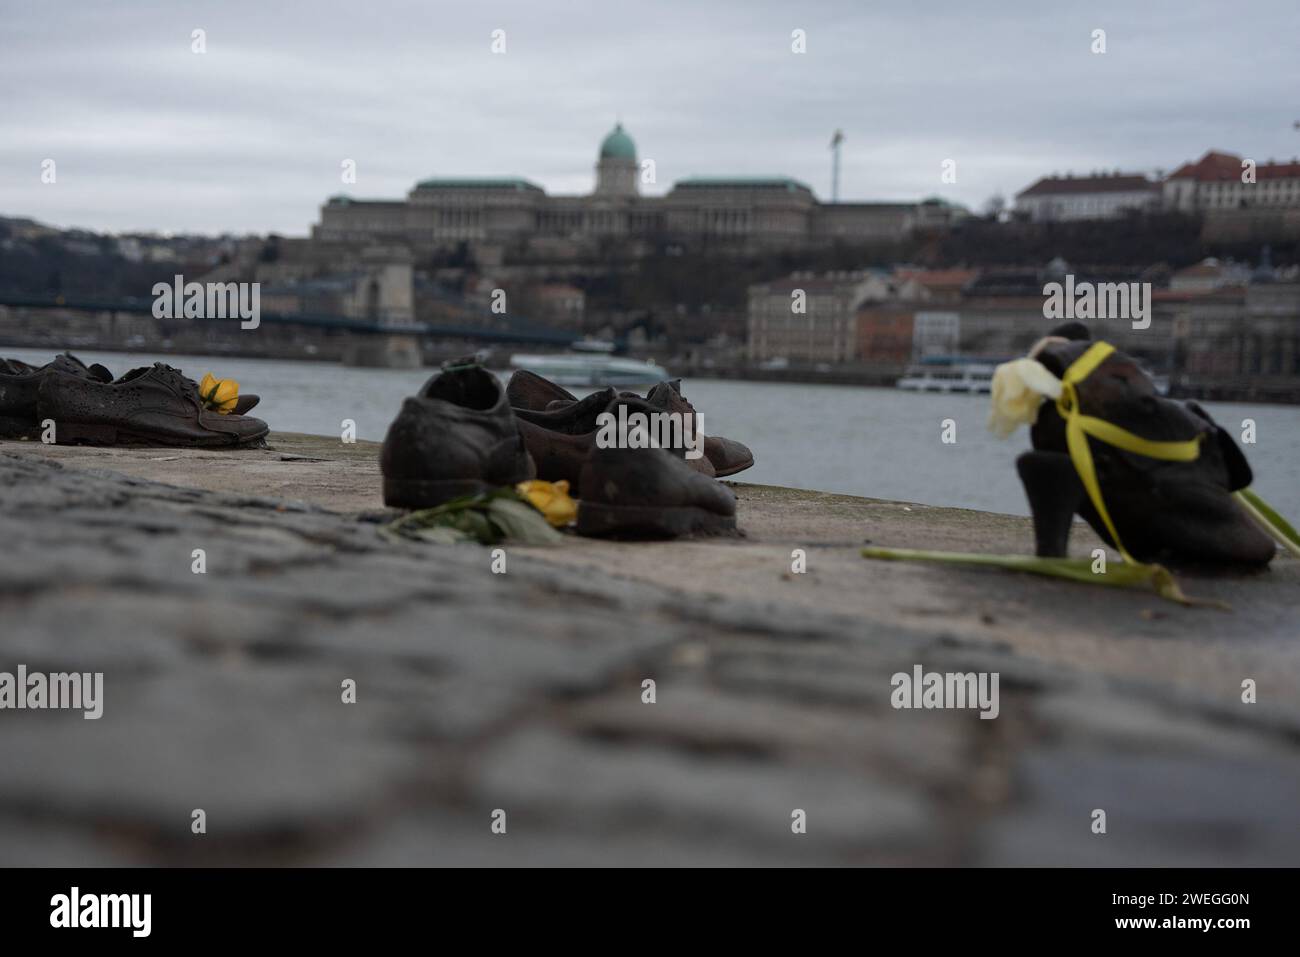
[1, 433, 1297, 865]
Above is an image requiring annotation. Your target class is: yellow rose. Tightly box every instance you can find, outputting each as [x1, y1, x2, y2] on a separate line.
[987, 358, 1062, 438]
[199, 373, 240, 414]
[516, 479, 577, 527]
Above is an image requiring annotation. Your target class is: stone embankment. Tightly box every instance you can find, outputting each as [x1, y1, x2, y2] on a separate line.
[1, 434, 1296, 865]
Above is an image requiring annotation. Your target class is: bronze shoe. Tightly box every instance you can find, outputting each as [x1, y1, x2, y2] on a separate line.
[514, 385, 720, 484]
[0, 354, 113, 439]
[513, 386, 621, 486]
[507, 369, 751, 477]
[37, 362, 269, 447]
[381, 362, 534, 508]
[576, 397, 736, 539]
[644, 379, 754, 477]
[1019, 325, 1274, 566]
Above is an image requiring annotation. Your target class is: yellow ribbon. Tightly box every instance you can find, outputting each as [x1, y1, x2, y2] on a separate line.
[1053, 342, 1224, 605]
[1057, 342, 1203, 565]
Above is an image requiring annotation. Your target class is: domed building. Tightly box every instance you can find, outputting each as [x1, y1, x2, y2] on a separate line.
[595, 123, 638, 197]
[315, 123, 952, 255]
[598, 123, 637, 160]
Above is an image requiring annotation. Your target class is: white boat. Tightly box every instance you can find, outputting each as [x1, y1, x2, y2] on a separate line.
[509, 352, 671, 388]
[896, 362, 996, 394]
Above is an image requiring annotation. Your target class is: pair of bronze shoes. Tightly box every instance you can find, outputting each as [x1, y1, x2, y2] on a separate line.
[0, 354, 267, 447]
[506, 370, 754, 482]
[380, 362, 751, 538]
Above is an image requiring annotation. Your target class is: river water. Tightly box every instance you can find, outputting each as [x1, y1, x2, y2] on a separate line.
[8, 347, 1299, 519]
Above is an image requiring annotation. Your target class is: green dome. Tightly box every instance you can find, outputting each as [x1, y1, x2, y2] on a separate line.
[599, 123, 636, 161]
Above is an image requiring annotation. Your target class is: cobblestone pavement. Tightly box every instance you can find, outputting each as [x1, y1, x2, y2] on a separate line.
[1, 444, 1298, 866]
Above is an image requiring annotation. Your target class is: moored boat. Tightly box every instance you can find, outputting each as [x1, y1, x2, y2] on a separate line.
[896, 361, 996, 394]
[508, 351, 671, 388]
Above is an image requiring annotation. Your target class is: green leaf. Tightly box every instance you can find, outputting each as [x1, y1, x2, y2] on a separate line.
[486, 497, 564, 545]
[446, 507, 499, 543]
[412, 525, 474, 545]
[383, 493, 502, 545]
[381, 488, 564, 547]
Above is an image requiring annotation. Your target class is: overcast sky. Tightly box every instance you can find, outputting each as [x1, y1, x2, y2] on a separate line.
[3, 0, 1297, 236]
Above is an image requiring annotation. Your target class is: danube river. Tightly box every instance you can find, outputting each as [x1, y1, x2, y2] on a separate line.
[8, 347, 1299, 519]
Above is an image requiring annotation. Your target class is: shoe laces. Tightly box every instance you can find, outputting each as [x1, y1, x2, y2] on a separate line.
[652, 380, 696, 416]
[153, 363, 201, 395]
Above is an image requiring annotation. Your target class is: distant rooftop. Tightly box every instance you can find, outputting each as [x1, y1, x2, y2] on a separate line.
[895, 267, 981, 289]
[825, 201, 915, 210]
[327, 195, 404, 205]
[1168, 150, 1300, 182]
[673, 176, 813, 193]
[755, 271, 873, 293]
[1017, 173, 1155, 198]
[413, 177, 544, 192]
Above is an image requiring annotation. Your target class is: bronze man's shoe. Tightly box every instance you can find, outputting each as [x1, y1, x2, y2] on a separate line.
[504, 368, 577, 413]
[37, 362, 269, 447]
[381, 362, 534, 509]
[644, 379, 754, 477]
[231, 394, 260, 415]
[506, 369, 753, 478]
[0, 354, 113, 439]
[576, 397, 737, 539]
[514, 386, 718, 485]
[512, 386, 620, 486]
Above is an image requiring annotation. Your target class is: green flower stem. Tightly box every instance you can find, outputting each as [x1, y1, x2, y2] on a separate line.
[1235, 488, 1300, 558]
[860, 546, 1227, 609]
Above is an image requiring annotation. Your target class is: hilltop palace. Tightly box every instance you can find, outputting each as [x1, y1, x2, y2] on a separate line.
[313, 124, 965, 257]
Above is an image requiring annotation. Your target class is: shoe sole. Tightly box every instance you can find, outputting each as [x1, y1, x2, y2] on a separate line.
[52, 420, 269, 448]
[383, 477, 496, 510]
[0, 415, 38, 440]
[576, 501, 736, 539]
[711, 456, 755, 478]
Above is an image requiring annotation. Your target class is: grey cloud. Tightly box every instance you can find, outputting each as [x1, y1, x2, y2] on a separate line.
[1, 0, 1296, 233]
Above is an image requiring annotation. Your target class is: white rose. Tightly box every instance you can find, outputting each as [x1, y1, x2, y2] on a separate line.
[987, 358, 1063, 438]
